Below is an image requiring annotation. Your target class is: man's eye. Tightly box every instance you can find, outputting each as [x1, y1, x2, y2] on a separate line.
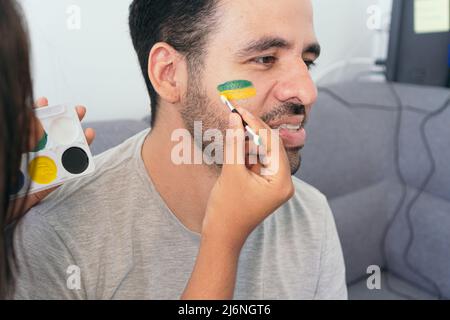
[253, 56, 278, 65]
[304, 60, 316, 70]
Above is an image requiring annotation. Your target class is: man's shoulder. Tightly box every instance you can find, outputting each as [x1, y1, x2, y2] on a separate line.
[270, 176, 332, 233]
[291, 176, 328, 205]
[289, 176, 329, 216]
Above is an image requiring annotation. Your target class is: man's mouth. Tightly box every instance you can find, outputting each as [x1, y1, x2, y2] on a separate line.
[268, 115, 304, 129]
[268, 115, 306, 149]
[274, 123, 303, 131]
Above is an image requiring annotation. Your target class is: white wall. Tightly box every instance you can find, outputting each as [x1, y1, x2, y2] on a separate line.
[20, 0, 148, 122]
[20, 0, 393, 122]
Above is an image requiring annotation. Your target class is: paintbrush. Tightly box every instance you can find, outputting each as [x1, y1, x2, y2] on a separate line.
[220, 95, 262, 146]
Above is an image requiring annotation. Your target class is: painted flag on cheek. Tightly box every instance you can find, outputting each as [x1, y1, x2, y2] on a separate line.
[217, 80, 257, 100]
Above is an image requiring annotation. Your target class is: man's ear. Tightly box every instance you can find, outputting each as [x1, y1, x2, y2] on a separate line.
[147, 42, 186, 104]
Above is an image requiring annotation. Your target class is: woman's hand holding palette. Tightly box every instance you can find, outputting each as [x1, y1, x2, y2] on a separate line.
[11, 104, 96, 198]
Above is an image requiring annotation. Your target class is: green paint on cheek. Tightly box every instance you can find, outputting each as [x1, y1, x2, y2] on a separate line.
[217, 80, 257, 100]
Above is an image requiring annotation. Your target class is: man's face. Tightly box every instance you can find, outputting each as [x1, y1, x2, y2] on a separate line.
[181, 0, 319, 174]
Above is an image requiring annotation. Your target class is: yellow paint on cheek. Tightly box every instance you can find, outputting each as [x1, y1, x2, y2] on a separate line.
[220, 87, 257, 100]
[28, 156, 58, 184]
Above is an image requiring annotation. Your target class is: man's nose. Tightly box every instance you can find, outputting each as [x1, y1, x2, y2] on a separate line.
[273, 60, 318, 107]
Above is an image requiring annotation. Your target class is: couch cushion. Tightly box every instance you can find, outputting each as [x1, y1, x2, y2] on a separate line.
[386, 85, 450, 298]
[329, 179, 403, 284]
[348, 272, 437, 300]
[398, 100, 450, 201]
[300, 82, 450, 298]
[385, 186, 450, 298]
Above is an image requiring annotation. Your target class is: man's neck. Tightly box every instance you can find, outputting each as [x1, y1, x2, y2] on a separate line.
[141, 109, 219, 234]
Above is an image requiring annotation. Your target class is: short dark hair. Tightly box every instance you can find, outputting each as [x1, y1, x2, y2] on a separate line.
[129, 0, 221, 126]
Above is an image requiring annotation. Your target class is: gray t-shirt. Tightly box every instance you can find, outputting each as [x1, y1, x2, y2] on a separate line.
[11, 129, 347, 300]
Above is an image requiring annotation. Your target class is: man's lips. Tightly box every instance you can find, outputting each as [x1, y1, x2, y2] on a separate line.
[267, 115, 304, 129]
[267, 115, 306, 149]
[278, 127, 306, 149]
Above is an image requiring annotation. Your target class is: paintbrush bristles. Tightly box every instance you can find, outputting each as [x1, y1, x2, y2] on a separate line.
[220, 95, 234, 112]
[219, 95, 262, 146]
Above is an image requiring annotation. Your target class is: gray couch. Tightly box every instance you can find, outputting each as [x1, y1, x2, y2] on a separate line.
[84, 81, 450, 300]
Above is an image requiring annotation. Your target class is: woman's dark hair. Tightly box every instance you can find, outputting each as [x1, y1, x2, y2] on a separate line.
[0, 0, 34, 299]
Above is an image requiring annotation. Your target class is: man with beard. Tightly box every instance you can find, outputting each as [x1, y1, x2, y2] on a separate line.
[11, 0, 347, 299]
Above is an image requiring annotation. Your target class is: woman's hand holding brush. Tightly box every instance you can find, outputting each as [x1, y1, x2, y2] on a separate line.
[182, 108, 294, 300]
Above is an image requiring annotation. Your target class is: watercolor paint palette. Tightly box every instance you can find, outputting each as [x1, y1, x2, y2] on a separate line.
[12, 104, 95, 198]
